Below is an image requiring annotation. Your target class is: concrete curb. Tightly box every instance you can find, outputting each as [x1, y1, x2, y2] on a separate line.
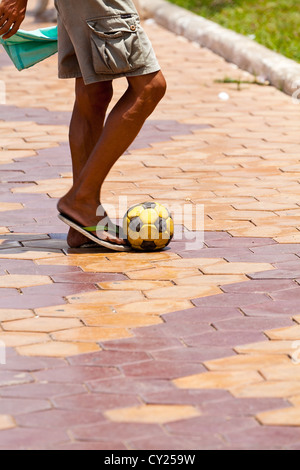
[140, 0, 300, 96]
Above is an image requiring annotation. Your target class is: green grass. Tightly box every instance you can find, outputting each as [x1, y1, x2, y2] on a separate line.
[167, 0, 300, 62]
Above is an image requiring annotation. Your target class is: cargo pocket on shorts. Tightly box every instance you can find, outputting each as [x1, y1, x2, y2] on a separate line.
[87, 14, 145, 75]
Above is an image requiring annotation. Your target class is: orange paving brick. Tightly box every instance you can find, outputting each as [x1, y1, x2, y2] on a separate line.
[34, 304, 115, 318]
[257, 407, 300, 427]
[82, 313, 163, 328]
[144, 284, 222, 300]
[175, 274, 247, 286]
[0, 203, 23, 212]
[204, 355, 291, 371]
[105, 405, 201, 424]
[201, 262, 274, 275]
[53, 326, 133, 343]
[0, 251, 61, 260]
[265, 326, 300, 341]
[0, 332, 50, 347]
[97, 280, 173, 291]
[235, 341, 296, 355]
[127, 267, 201, 280]
[16, 341, 101, 358]
[0, 275, 52, 288]
[0, 416, 16, 431]
[115, 299, 193, 316]
[66, 290, 145, 306]
[2, 317, 82, 333]
[0, 310, 34, 322]
[174, 370, 263, 390]
[260, 364, 300, 381]
[232, 381, 300, 399]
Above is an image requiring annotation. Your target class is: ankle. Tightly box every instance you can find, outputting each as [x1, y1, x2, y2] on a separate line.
[73, 185, 102, 208]
[58, 194, 102, 221]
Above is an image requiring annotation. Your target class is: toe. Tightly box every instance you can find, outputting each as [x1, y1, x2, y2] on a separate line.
[102, 232, 127, 246]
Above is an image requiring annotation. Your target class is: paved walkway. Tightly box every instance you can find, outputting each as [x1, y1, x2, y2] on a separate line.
[0, 5, 300, 450]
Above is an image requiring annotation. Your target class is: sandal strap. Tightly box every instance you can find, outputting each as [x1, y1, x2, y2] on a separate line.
[84, 226, 99, 232]
[84, 224, 121, 235]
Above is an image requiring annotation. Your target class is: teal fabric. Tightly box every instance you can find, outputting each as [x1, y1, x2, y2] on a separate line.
[0, 26, 58, 71]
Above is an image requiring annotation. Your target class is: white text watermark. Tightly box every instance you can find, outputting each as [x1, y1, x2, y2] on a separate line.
[96, 197, 205, 250]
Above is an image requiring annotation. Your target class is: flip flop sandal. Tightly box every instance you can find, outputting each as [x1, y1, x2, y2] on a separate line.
[77, 222, 125, 249]
[79, 223, 125, 248]
[79, 242, 103, 249]
[58, 213, 131, 252]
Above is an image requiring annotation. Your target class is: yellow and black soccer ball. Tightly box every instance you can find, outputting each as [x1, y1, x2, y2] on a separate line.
[123, 202, 174, 251]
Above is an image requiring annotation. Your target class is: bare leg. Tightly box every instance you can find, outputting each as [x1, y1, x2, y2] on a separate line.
[58, 71, 167, 245]
[67, 78, 113, 247]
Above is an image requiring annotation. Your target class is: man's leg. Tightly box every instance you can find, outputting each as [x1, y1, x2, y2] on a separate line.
[58, 70, 167, 245]
[67, 78, 113, 247]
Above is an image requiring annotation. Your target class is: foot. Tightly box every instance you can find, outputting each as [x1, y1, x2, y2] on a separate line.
[58, 196, 127, 247]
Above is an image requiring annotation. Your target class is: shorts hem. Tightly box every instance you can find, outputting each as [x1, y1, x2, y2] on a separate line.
[82, 65, 161, 85]
[59, 72, 83, 80]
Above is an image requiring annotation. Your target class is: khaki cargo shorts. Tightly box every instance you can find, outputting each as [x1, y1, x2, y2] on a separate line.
[54, 0, 161, 84]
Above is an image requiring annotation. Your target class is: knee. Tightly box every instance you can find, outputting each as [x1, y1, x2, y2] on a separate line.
[141, 74, 167, 109]
[131, 73, 167, 116]
[75, 80, 113, 118]
[148, 74, 167, 103]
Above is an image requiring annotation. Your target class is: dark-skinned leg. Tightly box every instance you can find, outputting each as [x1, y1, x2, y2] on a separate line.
[67, 78, 113, 247]
[58, 71, 167, 245]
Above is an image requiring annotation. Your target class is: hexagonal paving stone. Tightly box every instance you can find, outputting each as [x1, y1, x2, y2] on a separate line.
[0, 309, 34, 322]
[2, 317, 82, 333]
[232, 381, 300, 399]
[66, 290, 145, 305]
[173, 370, 263, 390]
[53, 326, 133, 343]
[0, 332, 50, 347]
[105, 405, 201, 424]
[0, 203, 23, 212]
[204, 354, 290, 371]
[16, 341, 101, 358]
[0, 275, 52, 288]
[257, 407, 300, 426]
